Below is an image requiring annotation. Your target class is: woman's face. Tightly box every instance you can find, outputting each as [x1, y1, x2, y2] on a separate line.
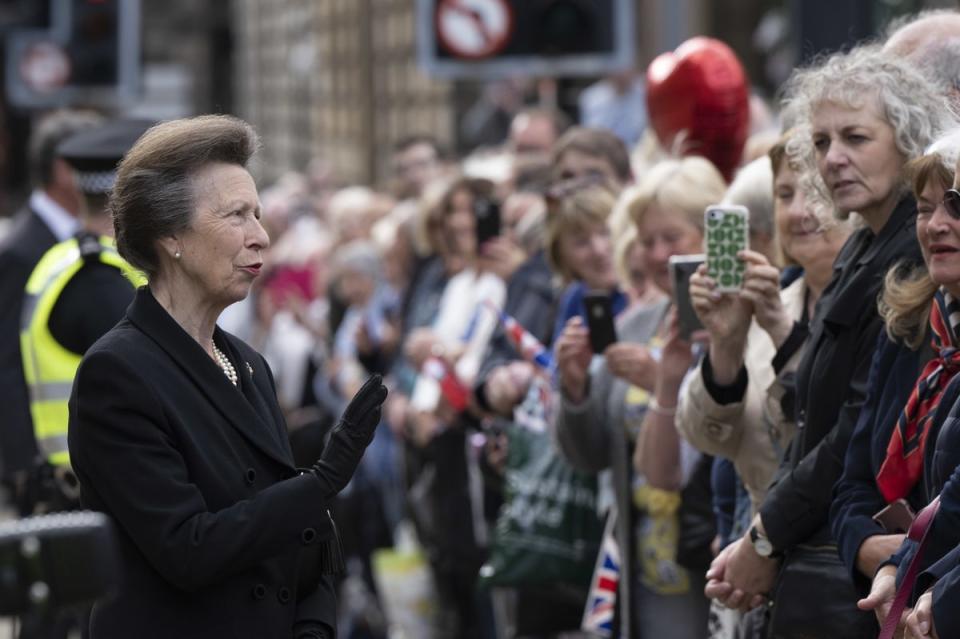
[917, 179, 960, 296]
[811, 98, 905, 223]
[637, 202, 703, 294]
[558, 220, 616, 290]
[774, 164, 848, 269]
[441, 189, 477, 273]
[173, 162, 269, 306]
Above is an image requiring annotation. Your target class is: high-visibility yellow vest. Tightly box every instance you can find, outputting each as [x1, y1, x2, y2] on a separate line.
[20, 234, 145, 467]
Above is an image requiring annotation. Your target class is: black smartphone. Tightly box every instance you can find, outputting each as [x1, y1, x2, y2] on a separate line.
[872, 498, 916, 534]
[584, 291, 618, 353]
[475, 196, 501, 246]
[669, 254, 705, 339]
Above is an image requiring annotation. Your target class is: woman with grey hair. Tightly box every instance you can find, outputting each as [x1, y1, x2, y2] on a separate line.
[68, 115, 387, 638]
[704, 45, 957, 638]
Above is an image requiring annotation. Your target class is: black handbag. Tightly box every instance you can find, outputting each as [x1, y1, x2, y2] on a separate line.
[766, 544, 877, 639]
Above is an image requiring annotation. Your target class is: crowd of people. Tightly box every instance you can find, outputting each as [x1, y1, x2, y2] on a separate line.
[6, 7, 960, 639]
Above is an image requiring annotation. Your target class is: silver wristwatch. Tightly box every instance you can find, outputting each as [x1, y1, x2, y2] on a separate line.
[749, 525, 778, 558]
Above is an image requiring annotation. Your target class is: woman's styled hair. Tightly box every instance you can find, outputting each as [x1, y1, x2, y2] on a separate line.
[543, 176, 619, 282]
[111, 115, 260, 278]
[782, 45, 957, 164]
[781, 45, 959, 222]
[626, 156, 727, 232]
[879, 131, 960, 349]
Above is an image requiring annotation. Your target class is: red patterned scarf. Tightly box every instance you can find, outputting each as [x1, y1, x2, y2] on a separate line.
[876, 290, 960, 502]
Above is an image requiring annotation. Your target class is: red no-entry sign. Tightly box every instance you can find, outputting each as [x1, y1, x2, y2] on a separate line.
[435, 0, 514, 60]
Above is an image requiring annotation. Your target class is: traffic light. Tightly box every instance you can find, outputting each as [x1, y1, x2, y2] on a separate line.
[417, 0, 634, 79]
[66, 0, 120, 87]
[5, 0, 141, 109]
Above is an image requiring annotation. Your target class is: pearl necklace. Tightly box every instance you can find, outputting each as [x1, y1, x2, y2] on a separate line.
[212, 344, 238, 386]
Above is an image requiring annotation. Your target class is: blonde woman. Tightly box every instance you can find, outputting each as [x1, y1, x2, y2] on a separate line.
[553, 156, 727, 638]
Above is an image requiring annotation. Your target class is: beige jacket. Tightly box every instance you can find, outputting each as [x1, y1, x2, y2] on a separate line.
[675, 276, 806, 514]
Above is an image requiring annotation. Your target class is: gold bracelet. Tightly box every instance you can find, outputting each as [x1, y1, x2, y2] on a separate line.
[648, 398, 677, 417]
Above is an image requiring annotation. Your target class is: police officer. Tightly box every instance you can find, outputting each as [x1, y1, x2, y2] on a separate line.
[19, 120, 150, 514]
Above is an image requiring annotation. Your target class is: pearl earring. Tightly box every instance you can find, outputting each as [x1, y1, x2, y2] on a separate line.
[174, 250, 181, 259]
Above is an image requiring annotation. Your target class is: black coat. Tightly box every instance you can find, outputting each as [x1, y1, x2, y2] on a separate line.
[829, 331, 935, 590]
[761, 196, 923, 549]
[68, 287, 340, 639]
[0, 205, 57, 477]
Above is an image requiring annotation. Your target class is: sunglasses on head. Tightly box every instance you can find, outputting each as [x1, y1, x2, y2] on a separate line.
[944, 189, 960, 220]
[545, 172, 611, 206]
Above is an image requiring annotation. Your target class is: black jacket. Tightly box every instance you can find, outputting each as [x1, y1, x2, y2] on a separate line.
[0, 205, 57, 477]
[829, 331, 934, 591]
[68, 287, 339, 639]
[760, 196, 923, 549]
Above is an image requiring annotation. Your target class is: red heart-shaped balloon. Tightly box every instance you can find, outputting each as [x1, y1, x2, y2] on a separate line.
[646, 37, 750, 182]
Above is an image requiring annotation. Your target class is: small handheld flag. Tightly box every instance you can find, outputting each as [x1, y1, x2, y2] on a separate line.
[484, 301, 554, 372]
[582, 510, 620, 637]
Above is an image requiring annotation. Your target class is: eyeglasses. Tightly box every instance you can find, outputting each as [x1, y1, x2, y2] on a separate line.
[944, 189, 960, 220]
[545, 172, 613, 207]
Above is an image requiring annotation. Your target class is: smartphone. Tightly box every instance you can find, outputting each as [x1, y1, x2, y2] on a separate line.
[704, 204, 749, 292]
[583, 291, 618, 353]
[669, 254, 705, 339]
[475, 196, 501, 246]
[872, 498, 916, 534]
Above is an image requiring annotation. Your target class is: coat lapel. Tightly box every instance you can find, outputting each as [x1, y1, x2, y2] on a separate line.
[126, 288, 294, 470]
[220, 334, 296, 463]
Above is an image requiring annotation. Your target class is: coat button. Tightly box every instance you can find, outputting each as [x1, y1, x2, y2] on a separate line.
[252, 583, 266, 600]
[277, 586, 291, 604]
[301, 527, 317, 545]
[245, 468, 257, 485]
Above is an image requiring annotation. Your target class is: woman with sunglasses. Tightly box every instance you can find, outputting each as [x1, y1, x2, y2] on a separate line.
[827, 131, 960, 634]
[553, 156, 727, 638]
[851, 135, 960, 639]
[704, 46, 957, 638]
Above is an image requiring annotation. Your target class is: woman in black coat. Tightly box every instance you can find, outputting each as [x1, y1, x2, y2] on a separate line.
[67, 115, 387, 639]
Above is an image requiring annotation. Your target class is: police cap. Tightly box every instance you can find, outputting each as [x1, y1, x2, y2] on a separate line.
[57, 119, 154, 195]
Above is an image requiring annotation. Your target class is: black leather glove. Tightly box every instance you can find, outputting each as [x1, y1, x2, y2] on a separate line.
[311, 374, 388, 499]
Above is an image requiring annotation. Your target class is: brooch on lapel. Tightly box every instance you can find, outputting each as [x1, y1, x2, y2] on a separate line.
[246, 362, 253, 377]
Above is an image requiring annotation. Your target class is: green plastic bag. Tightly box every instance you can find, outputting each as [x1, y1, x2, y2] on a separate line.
[479, 378, 603, 588]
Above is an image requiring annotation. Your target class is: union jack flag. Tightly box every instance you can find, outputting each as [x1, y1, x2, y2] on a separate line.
[484, 301, 554, 372]
[582, 511, 620, 636]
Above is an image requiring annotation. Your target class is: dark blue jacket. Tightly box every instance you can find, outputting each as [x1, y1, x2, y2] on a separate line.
[829, 330, 932, 592]
[886, 378, 960, 637]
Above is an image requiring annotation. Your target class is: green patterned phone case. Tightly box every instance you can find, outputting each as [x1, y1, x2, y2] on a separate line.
[705, 205, 749, 292]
